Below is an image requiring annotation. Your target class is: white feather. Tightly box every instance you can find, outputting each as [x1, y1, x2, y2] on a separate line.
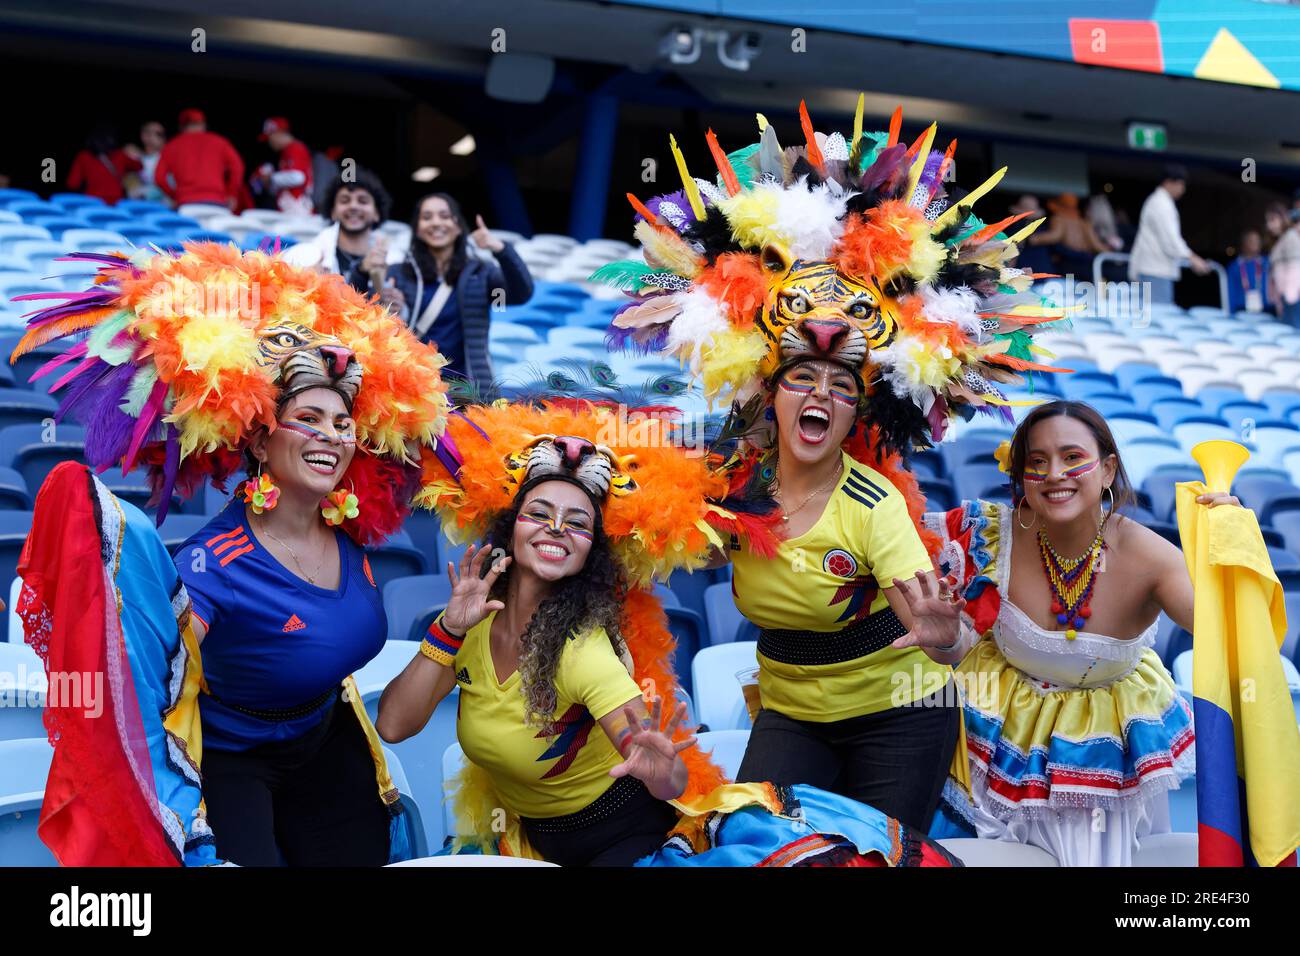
[774, 177, 854, 261]
[919, 286, 982, 338]
[665, 287, 729, 371]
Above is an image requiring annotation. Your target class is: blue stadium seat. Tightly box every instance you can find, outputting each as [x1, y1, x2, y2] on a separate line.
[114, 225, 174, 246]
[1149, 398, 1216, 431]
[0, 274, 48, 301]
[696, 729, 749, 781]
[951, 463, 1008, 503]
[25, 216, 87, 240]
[0, 736, 56, 866]
[1195, 386, 1249, 416]
[0, 255, 30, 273]
[0, 388, 57, 430]
[941, 435, 1004, 474]
[652, 583, 680, 608]
[1259, 391, 1300, 421]
[1122, 444, 1194, 490]
[0, 189, 39, 208]
[1141, 466, 1204, 523]
[691, 641, 757, 732]
[664, 566, 717, 625]
[703, 581, 744, 647]
[184, 231, 236, 245]
[908, 455, 942, 480]
[0, 422, 86, 492]
[115, 200, 170, 216]
[238, 232, 298, 252]
[80, 208, 133, 228]
[1216, 401, 1270, 433]
[1271, 510, 1300, 560]
[1172, 421, 1238, 452]
[382, 574, 450, 643]
[1268, 546, 1300, 574]
[1234, 476, 1300, 526]
[48, 193, 104, 212]
[366, 530, 431, 590]
[99, 475, 167, 513]
[1112, 362, 1165, 392]
[0, 468, 30, 512]
[0, 642, 45, 739]
[60, 228, 131, 254]
[1085, 395, 1137, 418]
[1129, 378, 1186, 408]
[6, 202, 59, 220]
[356, 645, 457, 851]
[1057, 371, 1120, 401]
[380, 746, 429, 862]
[665, 606, 705, 696]
[919, 478, 955, 512]
[1247, 425, 1300, 467]
[1107, 415, 1166, 446]
[159, 514, 210, 555]
[400, 510, 442, 569]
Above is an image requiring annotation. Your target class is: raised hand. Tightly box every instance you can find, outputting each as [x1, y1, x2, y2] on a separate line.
[609, 696, 695, 801]
[1195, 492, 1240, 508]
[469, 214, 505, 253]
[443, 544, 511, 636]
[890, 570, 966, 651]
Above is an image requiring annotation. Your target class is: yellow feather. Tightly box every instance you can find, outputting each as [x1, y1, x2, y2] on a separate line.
[669, 134, 706, 221]
[633, 220, 704, 278]
[904, 218, 946, 282]
[1006, 216, 1046, 245]
[756, 112, 769, 132]
[699, 328, 768, 402]
[934, 166, 1008, 230]
[717, 189, 782, 251]
[852, 93, 864, 156]
[904, 123, 937, 200]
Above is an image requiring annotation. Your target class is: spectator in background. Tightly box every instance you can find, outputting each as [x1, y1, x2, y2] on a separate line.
[123, 120, 167, 203]
[1265, 201, 1290, 248]
[1008, 195, 1052, 277]
[1269, 208, 1300, 326]
[1027, 193, 1108, 280]
[253, 117, 313, 216]
[1128, 165, 1210, 305]
[312, 146, 345, 213]
[1228, 228, 1270, 314]
[283, 169, 402, 296]
[67, 125, 139, 204]
[1087, 194, 1125, 251]
[154, 109, 244, 210]
[384, 193, 533, 386]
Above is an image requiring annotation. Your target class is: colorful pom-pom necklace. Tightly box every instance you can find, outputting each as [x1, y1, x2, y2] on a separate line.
[1037, 517, 1106, 640]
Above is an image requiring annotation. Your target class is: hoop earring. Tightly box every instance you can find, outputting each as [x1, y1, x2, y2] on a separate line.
[1104, 485, 1115, 514]
[1016, 498, 1037, 530]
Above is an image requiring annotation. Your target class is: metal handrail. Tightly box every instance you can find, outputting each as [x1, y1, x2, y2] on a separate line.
[1090, 251, 1230, 314]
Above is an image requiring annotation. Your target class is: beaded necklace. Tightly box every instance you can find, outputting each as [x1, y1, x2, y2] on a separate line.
[1037, 516, 1106, 640]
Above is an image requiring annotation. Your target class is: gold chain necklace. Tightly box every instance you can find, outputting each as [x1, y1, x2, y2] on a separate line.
[776, 461, 843, 523]
[257, 517, 326, 585]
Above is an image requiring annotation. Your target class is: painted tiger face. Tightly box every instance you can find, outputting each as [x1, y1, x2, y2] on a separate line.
[505, 434, 637, 502]
[258, 321, 363, 407]
[757, 244, 898, 375]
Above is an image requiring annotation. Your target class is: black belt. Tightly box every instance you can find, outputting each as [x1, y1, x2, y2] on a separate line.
[206, 685, 340, 722]
[758, 607, 908, 666]
[520, 776, 649, 834]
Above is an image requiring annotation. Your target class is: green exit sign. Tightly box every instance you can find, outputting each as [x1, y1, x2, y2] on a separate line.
[1128, 122, 1167, 151]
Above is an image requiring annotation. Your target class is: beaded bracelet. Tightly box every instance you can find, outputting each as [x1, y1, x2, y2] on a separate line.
[420, 614, 465, 667]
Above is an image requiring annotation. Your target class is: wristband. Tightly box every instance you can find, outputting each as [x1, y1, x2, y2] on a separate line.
[421, 613, 465, 667]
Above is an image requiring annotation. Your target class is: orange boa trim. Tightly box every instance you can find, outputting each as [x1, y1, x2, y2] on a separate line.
[833, 200, 924, 281]
[621, 588, 729, 798]
[697, 253, 765, 331]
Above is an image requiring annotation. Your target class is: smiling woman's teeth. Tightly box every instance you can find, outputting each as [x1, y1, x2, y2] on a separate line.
[535, 543, 567, 559]
[303, 453, 338, 473]
[1045, 489, 1076, 501]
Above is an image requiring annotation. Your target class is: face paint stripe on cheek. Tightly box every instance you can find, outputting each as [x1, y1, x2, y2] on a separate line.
[1060, 457, 1099, 479]
[279, 419, 356, 446]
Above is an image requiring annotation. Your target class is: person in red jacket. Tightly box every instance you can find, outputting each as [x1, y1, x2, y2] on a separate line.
[253, 117, 314, 215]
[67, 126, 141, 204]
[154, 108, 245, 209]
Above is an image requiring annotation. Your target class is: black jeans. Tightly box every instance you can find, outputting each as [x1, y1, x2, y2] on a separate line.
[202, 695, 392, 866]
[520, 776, 678, 867]
[736, 682, 960, 831]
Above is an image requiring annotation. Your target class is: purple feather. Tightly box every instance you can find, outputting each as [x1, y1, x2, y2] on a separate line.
[643, 190, 701, 226]
[29, 340, 88, 384]
[55, 361, 139, 469]
[604, 324, 669, 356]
[153, 426, 181, 524]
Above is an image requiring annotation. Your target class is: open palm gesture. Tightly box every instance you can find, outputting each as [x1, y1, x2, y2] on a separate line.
[610, 696, 695, 801]
[443, 544, 511, 636]
[890, 570, 965, 650]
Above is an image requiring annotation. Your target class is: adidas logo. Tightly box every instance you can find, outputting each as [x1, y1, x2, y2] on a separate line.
[456, 667, 472, 685]
[282, 614, 306, 633]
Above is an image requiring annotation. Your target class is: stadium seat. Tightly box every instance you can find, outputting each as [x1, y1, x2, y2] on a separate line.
[115, 199, 170, 216]
[0, 189, 39, 208]
[1216, 401, 1270, 433]
[1107, 415, 1167, 445]
[0, 274, 48, 301]
[919, 478, 955, 512]
[695, 729, 749, 781]
[60, 228, 131, 254]
[703, 581, 745, 647]
[80, 208, 133, 228]
[185, 230, 237, 246]
[1108, 363, 1167, 394]
[1148, 398, 1213, 431]
[1271, 511, 1300, 562]
[1247, 425, 1300, 467]
[382, 574, 451, 643]
[691, 641, 757, 732]
[1269, 546, 1300, 573]
[366, 531, 431, 590]
[1057, 371, 1119, 401]
[1084, 395, 1137, 418]
[48, 193, 104, 212]
[909, 454, 942, 480]
[1261, 390, 1300, 421]
[1234, 476, 1300, 525]
[6, 201, 60, 220]
[159, 514, 210, 555]
[355, 644, 457, 851]
[0, 388, 57, 430]
[0, 422, 86, 494]
[665, 606, 705, 695]
[378, 746, 429, 861]
[238, 232, 298, 252]
[951, 463, 1008, 503]
[1141, 467, 1203, 523]
[114, 225, 174, 246]
[0, 642, 46, 740]
[937, 838, 1058, 866]
[0, 467, 30, 511]
[0, 737, 56, 866]
[1132, 832, 1198, 866]
[1171, 421, 1238, 452]
[941, 435, 1004, 474]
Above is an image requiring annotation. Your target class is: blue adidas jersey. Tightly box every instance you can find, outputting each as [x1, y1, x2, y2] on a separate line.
[175, 499, 386, 751]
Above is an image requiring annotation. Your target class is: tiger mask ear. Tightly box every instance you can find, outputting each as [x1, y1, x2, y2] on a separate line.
[761, 242, 793, 277]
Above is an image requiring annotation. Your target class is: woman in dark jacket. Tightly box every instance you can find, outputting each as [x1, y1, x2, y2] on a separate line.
[383, 193, 533, 387]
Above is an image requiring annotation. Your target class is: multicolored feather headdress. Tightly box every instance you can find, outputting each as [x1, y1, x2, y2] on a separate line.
[416, 398, 781, 587]
[595, 97, 1068, 453]
[9, 243, 453, 546]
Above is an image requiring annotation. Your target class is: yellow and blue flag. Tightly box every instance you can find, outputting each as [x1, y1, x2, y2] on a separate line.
[1176, 441, 1300, 867]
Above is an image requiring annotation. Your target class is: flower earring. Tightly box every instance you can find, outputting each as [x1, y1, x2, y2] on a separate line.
[242, 464, 279, 514]
[321, 487, 360, 526]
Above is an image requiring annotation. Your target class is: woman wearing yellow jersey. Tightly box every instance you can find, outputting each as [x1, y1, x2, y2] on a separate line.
[378, 474, 693, 866]
[728, 355, 967, 830]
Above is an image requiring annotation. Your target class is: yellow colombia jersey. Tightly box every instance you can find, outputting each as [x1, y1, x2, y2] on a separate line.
[453, 611, 642, 819]
[731, 451, 950, 722]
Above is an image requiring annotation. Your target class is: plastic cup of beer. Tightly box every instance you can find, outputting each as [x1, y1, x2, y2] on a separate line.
[736, 667, 761, 724]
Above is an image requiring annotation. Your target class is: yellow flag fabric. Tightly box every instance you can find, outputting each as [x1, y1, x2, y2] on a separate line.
[1175, 480, 1300, 866]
